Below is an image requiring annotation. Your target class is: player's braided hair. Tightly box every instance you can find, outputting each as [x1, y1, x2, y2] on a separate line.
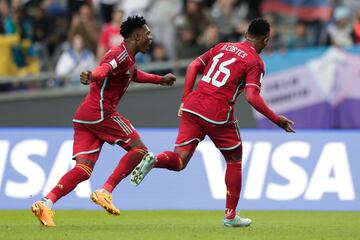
[247, 18, 270, 38]
[120, 15, 147, 39]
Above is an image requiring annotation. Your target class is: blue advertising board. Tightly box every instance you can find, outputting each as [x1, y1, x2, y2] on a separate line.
[0, 128, 359, 211]
[257, 46, 360, 128]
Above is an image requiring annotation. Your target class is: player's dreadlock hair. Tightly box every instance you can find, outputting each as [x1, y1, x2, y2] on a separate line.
[120, 15, 147, 39]
[247, 18, 270, 38]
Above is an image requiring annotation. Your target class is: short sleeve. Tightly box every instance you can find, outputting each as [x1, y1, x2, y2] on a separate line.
[100, 50, 121, 71]
[245, 63, 264, 91]
[198, 47, 214, 66]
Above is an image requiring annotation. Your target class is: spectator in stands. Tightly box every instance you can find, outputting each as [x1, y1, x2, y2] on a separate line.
[55, 34, 96, 88]
[38, 0, 67, 63]
[210, 0, 245, 40]
[149, 42, 172, 75]
[262, 14, 284, 53]
[0, 0, 16, 77]
[151, 43, 169, 62]
[247, 0, 262, 19]
[10, 7, 40, 75]
[97, 6, 124, 59]
[227, 19, 249, 42]
[119, 0, 151, 16]
[326, 6, 353, 48]
[353, 8, 360, 44]
[287, 21, 312, 49]
[67, 0, 88, 24]
[99, 0, 119, 23]
[1, 2, 40, 76]
[175, 23, 204, 60]
[174, 0, 211, 39]
[68, 4, 100, 55]
[31, 5, 54, 70]
[145, 0, 182, 58]
[198, 24, 220, 49]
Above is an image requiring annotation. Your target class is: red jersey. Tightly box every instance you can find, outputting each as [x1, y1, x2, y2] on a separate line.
[182, 41, 264, 124]
[73, 42, 136, 123]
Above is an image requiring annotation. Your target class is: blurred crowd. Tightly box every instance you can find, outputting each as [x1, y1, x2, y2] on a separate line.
[1, 0, 360, 92]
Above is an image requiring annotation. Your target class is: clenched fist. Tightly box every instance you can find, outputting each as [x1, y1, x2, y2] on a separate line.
[160, 73, 176, 86]
[80, 71, 93, 85]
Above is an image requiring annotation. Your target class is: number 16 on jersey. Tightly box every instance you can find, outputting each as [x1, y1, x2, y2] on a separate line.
[201, 53, 236, 87]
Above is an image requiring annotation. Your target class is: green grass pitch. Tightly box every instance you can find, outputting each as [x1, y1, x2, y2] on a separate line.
[1, 210, 359, 240]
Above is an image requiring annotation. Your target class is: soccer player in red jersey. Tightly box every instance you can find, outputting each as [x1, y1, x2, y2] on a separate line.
[130, 18, 295, 227]
[31, 15, 176, 227]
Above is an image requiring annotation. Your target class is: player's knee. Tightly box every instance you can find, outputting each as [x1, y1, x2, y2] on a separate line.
[132, 146, 148, 156]
[126, 139, 148, 153]
[175, 160, 186, 171]
[174, 147, 193, 171]
[176, 155, 191, 171]
[221, 145, 243, 161]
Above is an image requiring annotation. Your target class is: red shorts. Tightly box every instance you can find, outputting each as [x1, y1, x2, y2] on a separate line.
[175, 111, 242, 150]
[72, 112, 140, 162]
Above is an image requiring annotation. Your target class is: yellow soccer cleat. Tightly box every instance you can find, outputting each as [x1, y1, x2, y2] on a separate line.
[90, 190, 120, 216]
[31, 201, 56, 227]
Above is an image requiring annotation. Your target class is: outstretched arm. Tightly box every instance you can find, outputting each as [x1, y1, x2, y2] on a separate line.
[80, 63, 112, 85]
[134, 69, 176, 86]
[246, 86, 295, 132]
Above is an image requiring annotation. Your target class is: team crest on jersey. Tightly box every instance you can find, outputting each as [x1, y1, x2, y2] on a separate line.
[110, 59, 118, 69]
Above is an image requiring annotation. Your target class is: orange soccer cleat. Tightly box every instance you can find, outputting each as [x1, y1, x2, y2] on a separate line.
[31, 201, 56, 227]
[90, 190, 120, 216]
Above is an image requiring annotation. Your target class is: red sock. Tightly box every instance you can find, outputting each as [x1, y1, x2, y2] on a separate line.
[225, 161, 242, 218]
[154, 151, 183, 171]
[103, 148, 147, 192]
[46, 163, 92, 204]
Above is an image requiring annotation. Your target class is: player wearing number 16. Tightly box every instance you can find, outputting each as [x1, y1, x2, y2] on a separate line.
[130, 18, 295, 227]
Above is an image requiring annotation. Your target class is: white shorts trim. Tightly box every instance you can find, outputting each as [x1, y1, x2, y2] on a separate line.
[181, 108, 232, 125]
[112, 138, 131, 145]
[174, 138, 201, 147]
[218, 142, 242, 150]
[72, 148, 101, 159]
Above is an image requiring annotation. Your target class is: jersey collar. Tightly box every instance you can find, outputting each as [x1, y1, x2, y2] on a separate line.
[242, 41, 257, 54]
[122, 42, 135, 63]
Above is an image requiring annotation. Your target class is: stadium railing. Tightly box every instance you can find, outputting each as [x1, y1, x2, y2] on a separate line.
[0, 59, 192, 102]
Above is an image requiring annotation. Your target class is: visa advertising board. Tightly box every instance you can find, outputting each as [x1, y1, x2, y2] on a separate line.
[0, 128, 358, 210]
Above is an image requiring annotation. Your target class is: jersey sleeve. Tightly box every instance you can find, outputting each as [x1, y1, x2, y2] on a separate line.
[92, 48, 127, 82]
[197, 47, 214, 66]
[134, 68, 162, 84]
[245, 62, 264, 91]
[100, 50, 121, 71]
